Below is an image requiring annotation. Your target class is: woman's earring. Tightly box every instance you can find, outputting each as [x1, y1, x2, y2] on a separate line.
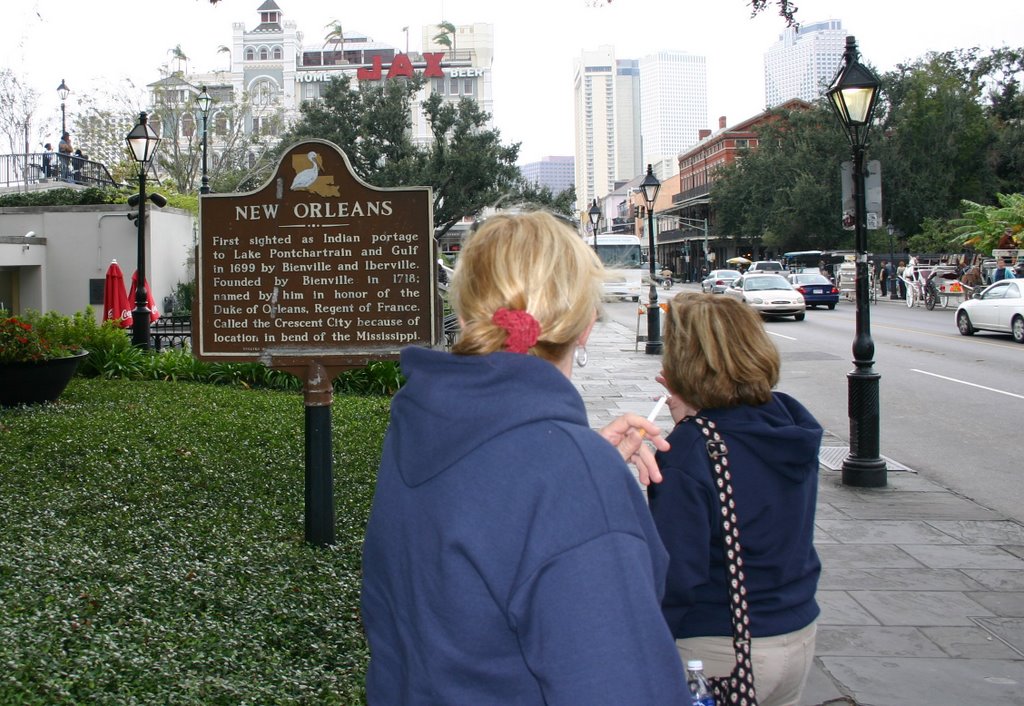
[574, 345, 588, 368]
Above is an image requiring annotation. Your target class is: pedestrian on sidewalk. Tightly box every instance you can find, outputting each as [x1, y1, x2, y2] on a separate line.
[361, 210, 689, 705]
[648, 293, 823, 706]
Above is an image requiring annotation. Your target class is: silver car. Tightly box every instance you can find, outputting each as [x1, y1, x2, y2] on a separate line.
[724, 273, 806, 320]
[701, 268, 742, 294]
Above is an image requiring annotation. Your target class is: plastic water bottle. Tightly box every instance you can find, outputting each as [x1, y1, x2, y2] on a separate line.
[685, 659, 716, 706]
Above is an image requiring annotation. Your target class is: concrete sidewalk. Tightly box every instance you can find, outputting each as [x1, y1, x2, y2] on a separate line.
[574, 309, 1024, 706]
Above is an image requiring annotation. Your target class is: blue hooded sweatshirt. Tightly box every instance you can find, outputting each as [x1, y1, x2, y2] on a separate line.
[648, 393, 823, 640]
[361, 346, 688, 705]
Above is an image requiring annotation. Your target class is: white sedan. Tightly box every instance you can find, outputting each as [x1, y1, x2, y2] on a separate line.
[724, 273, 806, 321]
[955, 279, 1024, 343]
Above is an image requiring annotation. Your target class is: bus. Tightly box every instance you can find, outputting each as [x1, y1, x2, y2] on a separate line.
[585, 233, 643, 301]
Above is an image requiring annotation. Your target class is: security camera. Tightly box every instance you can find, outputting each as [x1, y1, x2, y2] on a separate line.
[149, 193, 168, 208]
[128, 194, 140, 207]
[24, 231, 36, 238]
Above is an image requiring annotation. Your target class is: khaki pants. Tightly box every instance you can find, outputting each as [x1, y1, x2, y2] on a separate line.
[675, 621, 817, 706]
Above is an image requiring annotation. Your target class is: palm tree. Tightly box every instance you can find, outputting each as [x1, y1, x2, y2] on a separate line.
[168, 45, 189, 75]
[432, 21, 456, 56]
[323, 21, 345, 64]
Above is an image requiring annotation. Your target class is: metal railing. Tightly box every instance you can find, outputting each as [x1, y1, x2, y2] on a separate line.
[150, 314, 192, 351]
[0, 152, 119, 190]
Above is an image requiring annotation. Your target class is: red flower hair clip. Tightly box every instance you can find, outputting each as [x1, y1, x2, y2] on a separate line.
[492, 307, 540, 353]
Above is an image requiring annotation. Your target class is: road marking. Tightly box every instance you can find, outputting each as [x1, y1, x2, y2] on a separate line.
[767, 331, 797, 341]
[873, 322, 1011, 349]
[911, 368, 1024, 400]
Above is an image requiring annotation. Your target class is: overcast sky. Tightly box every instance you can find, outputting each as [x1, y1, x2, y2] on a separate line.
[4, 0, 1023, 163]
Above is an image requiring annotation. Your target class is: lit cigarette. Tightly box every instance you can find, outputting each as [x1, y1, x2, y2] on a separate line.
[637, 395, 668, 439]
[647, 395, 668, 422]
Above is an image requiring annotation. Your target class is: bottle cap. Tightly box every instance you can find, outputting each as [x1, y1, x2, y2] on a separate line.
[686, 659, 704, 670]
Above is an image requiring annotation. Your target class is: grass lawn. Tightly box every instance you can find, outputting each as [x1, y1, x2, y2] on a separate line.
[0, 377, 389, 704]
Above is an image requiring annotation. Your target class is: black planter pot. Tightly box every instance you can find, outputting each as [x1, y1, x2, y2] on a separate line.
[0, 350, 88, 407]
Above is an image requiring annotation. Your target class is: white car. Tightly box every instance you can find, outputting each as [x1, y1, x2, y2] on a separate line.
[724, 273, 806, 321]
[955, 279, 1024, 343]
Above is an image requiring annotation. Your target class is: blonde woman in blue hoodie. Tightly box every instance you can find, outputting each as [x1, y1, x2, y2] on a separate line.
[649, 293, 823, 706]
[361, 211, 689, 705]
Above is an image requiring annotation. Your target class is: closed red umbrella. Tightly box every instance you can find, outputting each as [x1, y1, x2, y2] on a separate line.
[128, 270, 161, 323]
[102, 260, 132, 328]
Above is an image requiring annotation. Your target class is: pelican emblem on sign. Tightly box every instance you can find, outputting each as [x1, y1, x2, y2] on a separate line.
[290, 150, 340, 197]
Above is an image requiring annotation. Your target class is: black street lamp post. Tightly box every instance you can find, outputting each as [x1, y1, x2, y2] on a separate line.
[588, 199, 601, 255]
[57, 79, 69, 136]
[639, 164, 662, 355]
[125, 112, 162, 350]
[827, 36, 887, 488]
[196, 86, 212, 194]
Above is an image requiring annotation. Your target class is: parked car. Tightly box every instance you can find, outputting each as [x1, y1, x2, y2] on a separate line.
[747, 260, 784, 274]
[724, 273, 805, 320]
[954, 279, 1024, 343]
[701, 268, 742, 294]
[788, 272, 840, 309]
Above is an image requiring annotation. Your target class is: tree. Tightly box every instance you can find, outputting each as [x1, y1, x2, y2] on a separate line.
[168, 45, 189, 75]
[276, 74, 523, 238]
[0, 69, 41, 159]
[323, 21, 345, 62]
[513, 181, 577, 219]
[976, 47, 1024, 195]
[414, 93, 522, 237]
[711, 103, 849, 252]
[907, 216, 961, 254]
[876, 50, 998, 237]
[952, 193, 1024, 253]
[432, 21, 456, 52]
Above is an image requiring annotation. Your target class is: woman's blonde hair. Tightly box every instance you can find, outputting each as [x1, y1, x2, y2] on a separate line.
[449, 211, 603, 362]
[661, 293, 779, 409]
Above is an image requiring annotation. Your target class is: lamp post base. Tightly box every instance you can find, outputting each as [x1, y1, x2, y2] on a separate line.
[645, 291, 662, 355]
[841, 456, 887, 487]
[841, 367, 886, 487]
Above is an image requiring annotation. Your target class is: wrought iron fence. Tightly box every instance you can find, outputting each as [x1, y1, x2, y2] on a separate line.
[0, 152, 119, 190]
[150, 314, 192, 351]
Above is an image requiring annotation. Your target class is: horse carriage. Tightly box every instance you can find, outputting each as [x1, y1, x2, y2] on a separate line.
[901, 257, 972, 310]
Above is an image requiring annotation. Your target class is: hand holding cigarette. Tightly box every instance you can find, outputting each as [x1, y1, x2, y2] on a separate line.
[599, 396, 670, 485]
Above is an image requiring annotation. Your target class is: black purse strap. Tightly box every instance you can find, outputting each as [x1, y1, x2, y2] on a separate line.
[693, 416, 758, 705]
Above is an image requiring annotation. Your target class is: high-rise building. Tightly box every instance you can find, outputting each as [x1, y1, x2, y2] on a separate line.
[764, 19, 846, 108]
[520, 156, 575, 195]
[573, 46, 642, 210]
[639, 51, 707, 181]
